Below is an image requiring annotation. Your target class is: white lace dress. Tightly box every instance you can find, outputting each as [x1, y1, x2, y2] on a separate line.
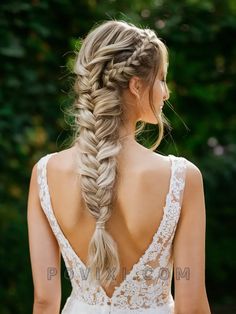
[37, 153, 187, 314]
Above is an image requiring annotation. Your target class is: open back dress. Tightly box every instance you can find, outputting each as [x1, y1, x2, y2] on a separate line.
[37, 152, 187, 314]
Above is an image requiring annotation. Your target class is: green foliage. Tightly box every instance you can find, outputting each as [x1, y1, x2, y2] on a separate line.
[0, 0, 235, 312]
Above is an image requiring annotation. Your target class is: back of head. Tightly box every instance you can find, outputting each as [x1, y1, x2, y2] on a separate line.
[70, 19, 169, 288]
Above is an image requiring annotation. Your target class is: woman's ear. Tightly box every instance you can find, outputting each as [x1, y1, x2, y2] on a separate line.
[129, 76, 142, 100]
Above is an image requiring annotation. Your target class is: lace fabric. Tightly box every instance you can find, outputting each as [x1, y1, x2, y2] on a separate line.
[37, 153, 187, 313]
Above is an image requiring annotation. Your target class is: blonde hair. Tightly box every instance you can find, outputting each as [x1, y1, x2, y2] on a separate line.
[70, 19, 170, 287]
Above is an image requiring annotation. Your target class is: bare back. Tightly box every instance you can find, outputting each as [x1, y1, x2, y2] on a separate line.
[46, 144, 172, 297]
[30, 140, 211, 313]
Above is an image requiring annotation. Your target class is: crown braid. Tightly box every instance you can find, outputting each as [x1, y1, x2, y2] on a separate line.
[102, 36, 154, 88]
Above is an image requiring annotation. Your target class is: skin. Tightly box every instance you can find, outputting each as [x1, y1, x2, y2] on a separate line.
[118, 68, 168, 141]
[27, 70, 211, 313]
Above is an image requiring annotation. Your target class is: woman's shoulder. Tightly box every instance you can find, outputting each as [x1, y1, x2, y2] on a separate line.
[164, 154, 204, 199]
[38, 146, 76, 174]
[154, 154, 205, 214]
[153, 152, 203, 180]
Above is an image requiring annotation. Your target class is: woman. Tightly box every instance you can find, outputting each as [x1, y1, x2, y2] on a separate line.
[27, 19, 211, 313]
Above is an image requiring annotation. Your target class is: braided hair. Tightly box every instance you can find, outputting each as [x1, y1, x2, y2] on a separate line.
[70, 19, 170, 287]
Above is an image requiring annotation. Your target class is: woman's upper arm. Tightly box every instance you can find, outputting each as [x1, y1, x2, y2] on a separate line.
[173, 160, 211, 314]
[27, 162, 61, 306]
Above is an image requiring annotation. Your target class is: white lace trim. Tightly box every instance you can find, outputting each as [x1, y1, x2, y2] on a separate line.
[37, 153, 187, 310]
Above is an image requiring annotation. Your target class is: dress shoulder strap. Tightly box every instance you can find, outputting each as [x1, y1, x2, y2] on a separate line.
[36, 152, 83, 266]
[36, 152, 63, 237]
[37, 153, 57, 209]
[168, 154, 187, 216]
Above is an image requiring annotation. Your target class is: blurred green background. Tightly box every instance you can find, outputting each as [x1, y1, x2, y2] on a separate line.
[0, 0, 235, 313]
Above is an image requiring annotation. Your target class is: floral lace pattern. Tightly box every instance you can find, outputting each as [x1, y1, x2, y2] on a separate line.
[37, 153, 187, 313]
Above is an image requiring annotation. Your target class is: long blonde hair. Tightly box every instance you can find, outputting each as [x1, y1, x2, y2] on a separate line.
[70, 19, 170, 287]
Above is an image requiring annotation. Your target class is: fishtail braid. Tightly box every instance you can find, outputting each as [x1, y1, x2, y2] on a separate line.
[70, 19, 170, 288]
